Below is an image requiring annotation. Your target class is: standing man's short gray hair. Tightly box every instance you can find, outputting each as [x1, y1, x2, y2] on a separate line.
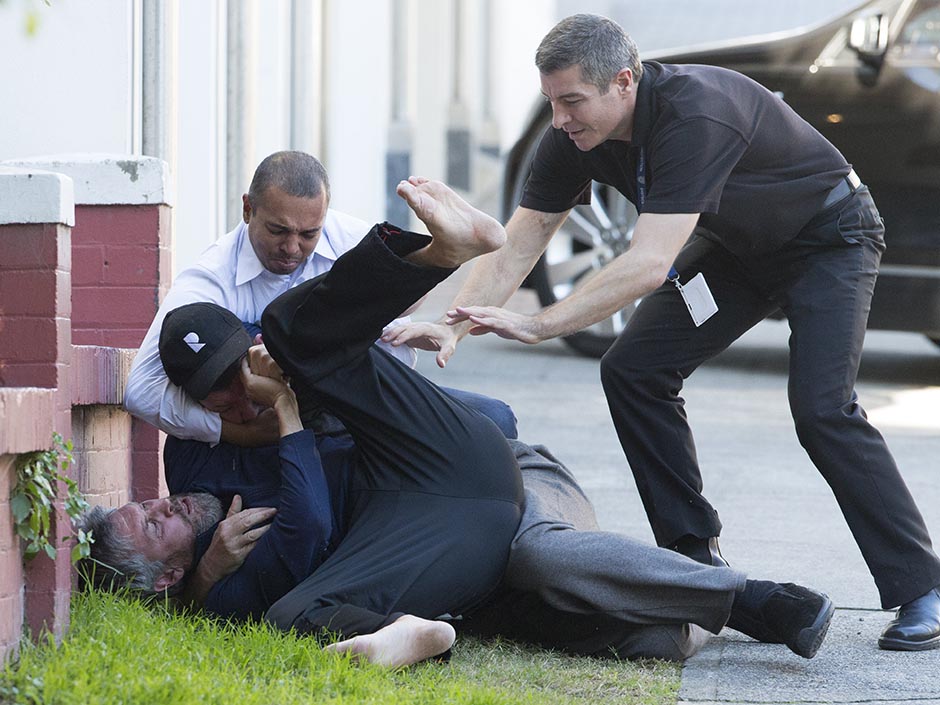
[247, 150, 331, 208]
[535, 14, 643, 91]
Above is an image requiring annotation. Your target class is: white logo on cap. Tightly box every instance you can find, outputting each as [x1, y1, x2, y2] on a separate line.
[183, 332, 205, 353]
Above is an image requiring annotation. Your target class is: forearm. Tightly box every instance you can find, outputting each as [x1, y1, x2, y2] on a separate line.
[273, 391, 302, 437]
[531, 212, 699, 340]
[447, 207, 567, 337]
[125, 353, 221, 443]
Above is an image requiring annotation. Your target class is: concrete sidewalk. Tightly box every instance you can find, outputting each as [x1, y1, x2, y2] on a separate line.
[412, 266, 940, 704]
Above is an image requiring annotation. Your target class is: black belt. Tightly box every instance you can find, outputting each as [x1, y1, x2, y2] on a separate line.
[822, 169, 862, 209]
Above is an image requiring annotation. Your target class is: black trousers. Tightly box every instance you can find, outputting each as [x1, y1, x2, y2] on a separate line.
[601, 188, 940, 609]
[261, 225, 524, 638]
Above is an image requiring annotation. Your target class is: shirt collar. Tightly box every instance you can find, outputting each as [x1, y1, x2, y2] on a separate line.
[234, 213, 342, 286]
[630, 61, 660, 148]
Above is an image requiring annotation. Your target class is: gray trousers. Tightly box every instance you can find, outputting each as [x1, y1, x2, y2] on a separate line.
[464, 441, 746, 661]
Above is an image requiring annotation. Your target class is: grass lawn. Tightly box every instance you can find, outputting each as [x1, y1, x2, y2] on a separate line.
[1, 591, 680, 705]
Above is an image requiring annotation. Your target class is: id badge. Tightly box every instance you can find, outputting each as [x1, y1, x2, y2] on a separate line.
[672, 272, 718, 327]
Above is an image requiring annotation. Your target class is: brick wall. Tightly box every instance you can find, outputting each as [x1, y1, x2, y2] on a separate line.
[0, 157, 172, 663]
[6, 156, 174, 504]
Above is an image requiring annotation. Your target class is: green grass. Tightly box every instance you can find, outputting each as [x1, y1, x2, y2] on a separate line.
[1, 591, 680, 705]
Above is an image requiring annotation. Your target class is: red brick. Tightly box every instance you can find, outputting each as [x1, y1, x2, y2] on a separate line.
[0, 549, 22, 596]
[0, 594, 23, 660]
[71, 244, 105, 286]
[0, 495, 12, 552]
[0, 390, 55, 455]
[74, 204, 163, 246]
[70, 347, 136, 406]
[0, 316, 69, 363]
[74, 325, 149, 349]
[131, 420, 165, 500]
[0, 223, 67, 268]
[72, 286, 159, 327]
[0, 269, 57, 315]
[0, 510, 15, 553]
[99, 244, 160, 286]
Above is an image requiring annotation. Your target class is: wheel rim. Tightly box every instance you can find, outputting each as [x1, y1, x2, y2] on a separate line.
[540, 184, 639, 340]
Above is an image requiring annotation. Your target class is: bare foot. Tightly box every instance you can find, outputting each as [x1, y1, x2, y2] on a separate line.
[324, 614, 456, 668]
[396, 177, 506, 268]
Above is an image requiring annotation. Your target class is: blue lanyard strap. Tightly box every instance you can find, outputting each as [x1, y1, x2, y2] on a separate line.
[637, 147, 679, 282]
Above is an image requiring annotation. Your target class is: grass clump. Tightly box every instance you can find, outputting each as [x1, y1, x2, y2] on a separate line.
[1, 590, 680, 705]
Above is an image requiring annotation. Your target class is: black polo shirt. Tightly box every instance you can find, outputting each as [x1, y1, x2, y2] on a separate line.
[522, 61, 852, 257]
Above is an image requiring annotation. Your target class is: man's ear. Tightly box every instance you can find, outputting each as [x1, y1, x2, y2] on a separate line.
[615, 68, 634, 95]
[242, 194, 252, 223]
[153, 566, 185, 592]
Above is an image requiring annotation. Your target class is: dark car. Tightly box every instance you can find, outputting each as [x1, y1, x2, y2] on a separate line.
[503, 0, 940, 357]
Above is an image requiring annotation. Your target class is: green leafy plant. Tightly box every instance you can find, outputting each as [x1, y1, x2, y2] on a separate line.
[11, 432, 93, 563]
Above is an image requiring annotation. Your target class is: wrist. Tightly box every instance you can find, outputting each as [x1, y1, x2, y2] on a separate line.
[530, 310, 554, 343]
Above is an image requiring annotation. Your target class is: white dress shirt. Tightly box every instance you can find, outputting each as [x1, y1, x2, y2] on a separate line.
[124, 209, 418, 443]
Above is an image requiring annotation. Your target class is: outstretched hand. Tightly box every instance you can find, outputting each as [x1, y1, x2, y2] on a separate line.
[381, 321, 459, 368]
[447, 306, 545, 345]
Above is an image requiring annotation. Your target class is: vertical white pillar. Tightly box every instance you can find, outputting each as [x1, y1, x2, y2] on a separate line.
[290, 0, 324, 157]
[141, 0, 179, 170]
[226, 0, 258, 227]
[386, 0, 413, 225]
[445, 0, 472, 192]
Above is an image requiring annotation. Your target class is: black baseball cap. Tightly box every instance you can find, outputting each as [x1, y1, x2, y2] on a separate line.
[159, 302, 252, 400]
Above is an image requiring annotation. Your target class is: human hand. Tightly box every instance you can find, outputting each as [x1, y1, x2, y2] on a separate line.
[198, 495, 276, 583]
[241, 351, 302, 437]
[246, 343, 284, 381]
[240, 356, 294, 410]
[381, 321, 460, 368]
[446, 306, 545, 345]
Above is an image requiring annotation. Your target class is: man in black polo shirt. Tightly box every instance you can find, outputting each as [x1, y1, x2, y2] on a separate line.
[382, 14, 940, 651]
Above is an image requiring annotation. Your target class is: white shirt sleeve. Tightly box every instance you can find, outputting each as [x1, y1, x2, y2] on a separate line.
[123, 267, 229, 444]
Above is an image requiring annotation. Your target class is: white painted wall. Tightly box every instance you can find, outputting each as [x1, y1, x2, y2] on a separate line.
[176, 0, 225, 269]
[0, 1, 137, 157]
[320, 0, 392, 225]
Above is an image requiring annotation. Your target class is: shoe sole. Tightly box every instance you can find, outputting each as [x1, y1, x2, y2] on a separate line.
[878, 633, 940, 651]
[791, 594, 834, 659]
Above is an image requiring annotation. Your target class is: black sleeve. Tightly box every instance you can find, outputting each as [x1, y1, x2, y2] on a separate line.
[261, 224, 453, 384]
[520, 126, 593, 213]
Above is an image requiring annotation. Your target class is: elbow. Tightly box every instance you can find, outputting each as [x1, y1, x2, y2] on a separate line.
[637, 255, 675, 294]
[122, 381, 145, 419]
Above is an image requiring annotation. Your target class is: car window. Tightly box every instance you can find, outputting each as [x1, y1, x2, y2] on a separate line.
[890, 1, 940, 60]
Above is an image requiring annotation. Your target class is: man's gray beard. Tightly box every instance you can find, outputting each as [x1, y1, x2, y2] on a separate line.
[171, 493, 224, 535]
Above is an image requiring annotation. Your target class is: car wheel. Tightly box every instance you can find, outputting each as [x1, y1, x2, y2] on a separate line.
[512, 128, 640, 358]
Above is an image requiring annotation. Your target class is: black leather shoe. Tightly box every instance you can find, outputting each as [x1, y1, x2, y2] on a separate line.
[879, 587, 940, 651]
[673, 536, 729, 568]
[729, 582, 833, 658]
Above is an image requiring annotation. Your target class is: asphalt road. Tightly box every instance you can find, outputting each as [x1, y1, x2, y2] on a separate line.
[412, 267, 940, 701]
